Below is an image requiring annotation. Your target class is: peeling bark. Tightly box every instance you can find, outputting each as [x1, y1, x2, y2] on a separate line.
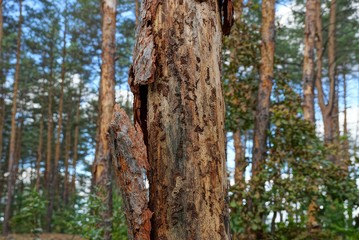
[130, 1, 230, 239]
[93, 1, 117, 239]
[109, 105, 152, 240]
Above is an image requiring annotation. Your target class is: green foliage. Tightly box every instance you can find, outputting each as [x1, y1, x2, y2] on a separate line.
[11, 188, 47, 235]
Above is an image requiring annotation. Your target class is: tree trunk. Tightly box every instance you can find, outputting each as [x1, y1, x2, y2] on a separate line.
[249, 0, 275, 237]
[35, 115, 44, 191]
[93, 1, 116, 239]
[45, 23, 56, 233]
[52, 11, 68, 215]
[342, 70, 349, 170]
[234, 130, 246, 192]
[3, 0, 22, 234]
[71, 87, 82, 195]
[63, 117, 71, 205]
[130, 1, 230, 239]
[0, 0, 4, 163]
[302, 0, 316, 122]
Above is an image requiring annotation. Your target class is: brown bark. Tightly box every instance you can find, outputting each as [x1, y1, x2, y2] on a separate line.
[109, 105, 152, 240]
[63, 117, 71, 205]
[135, 0, 139, 26]
[130, 1, 230, 239]
[302, 0, 317, 122]
[51, 11, 68, 215]
[3, 0, 22, 234]
[248, 0, 275, 237]
[234, 130, 246, 191]
[93, 1, 117, 239]
[303, 0, 319, 232]
[45, 22, 56, 233]
[35, 115, 44, 191]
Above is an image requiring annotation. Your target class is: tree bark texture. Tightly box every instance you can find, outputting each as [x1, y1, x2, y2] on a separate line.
[93, 1, 117, 239]
[249, 0, 275, 237]
[302, 0, 317, 123]
[130, 1, 230, 239]
[3, 0, 22, 234]
[109, 105, 152, 240]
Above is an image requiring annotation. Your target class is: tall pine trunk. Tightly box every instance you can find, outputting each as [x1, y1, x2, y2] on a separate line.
[45, 23, 56, 233]
[130, 1, 230, 239]
[3, 0, 22, 234]
[63, 116, 71, 205]
[93, 1, 116, 239]
[249, 0, 275, 237]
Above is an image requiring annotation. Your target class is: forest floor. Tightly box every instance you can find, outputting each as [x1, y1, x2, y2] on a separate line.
[0, 234, 84, 240]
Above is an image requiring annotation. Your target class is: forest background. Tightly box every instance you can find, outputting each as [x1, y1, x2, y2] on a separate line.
[0, 0, 359, 239]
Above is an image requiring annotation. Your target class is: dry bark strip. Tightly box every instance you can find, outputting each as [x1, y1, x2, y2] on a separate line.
[108, 105, 152, 240]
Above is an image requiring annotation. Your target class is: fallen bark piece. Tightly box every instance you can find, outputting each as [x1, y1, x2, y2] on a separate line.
[108, 104, 152, 240]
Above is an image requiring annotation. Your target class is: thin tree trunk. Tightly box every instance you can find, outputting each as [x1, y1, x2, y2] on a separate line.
[130, 1, 231, 239]
[52, 10, 68, 213]
[342, 70, 349, 169]
[93, 1, 116, 239]
[45, 23, 56, 233]
[35, 115, 44, 191]
[249, 0, 275, 237]
[71, 87, 82, 195]
[3, 0, 22, 234]
[234, 130, 246, 193]
[63, 117, 71, 205]
[0, 0, 4, 163]
[302, 0, 316, 122]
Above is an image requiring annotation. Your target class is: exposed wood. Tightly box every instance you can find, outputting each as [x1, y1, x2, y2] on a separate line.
[130, 1, 230, 239]
[109, 105, 152, 240]
[3, 0, 22, 234]
[93, 1, 117, 239]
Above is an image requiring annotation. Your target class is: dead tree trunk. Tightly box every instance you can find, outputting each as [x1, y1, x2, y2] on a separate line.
[35, 115, 44, 191]
[129, 1, 231, 239]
